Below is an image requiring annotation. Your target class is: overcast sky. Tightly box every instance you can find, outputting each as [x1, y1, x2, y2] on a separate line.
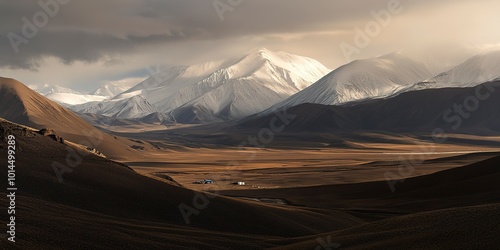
[1, 0, 500, 92]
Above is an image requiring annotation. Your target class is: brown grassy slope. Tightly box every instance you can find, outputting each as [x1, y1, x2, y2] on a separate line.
[0, 77, 156, 160]
[0, 118, 362, 249]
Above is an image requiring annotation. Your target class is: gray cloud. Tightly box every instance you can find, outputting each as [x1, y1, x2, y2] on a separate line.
[0, 0, 499, 90]
[0, 0, 450, 69]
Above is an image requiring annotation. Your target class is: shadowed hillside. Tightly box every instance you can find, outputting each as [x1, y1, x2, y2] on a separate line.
[0, 118, 361, 249]
[239, 81, 500, 134]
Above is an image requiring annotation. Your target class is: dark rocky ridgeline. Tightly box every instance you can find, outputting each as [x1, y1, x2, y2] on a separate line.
[38, 128, 64, 143]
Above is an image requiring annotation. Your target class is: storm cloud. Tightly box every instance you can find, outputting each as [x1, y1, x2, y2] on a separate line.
[1, 0, 499, 90]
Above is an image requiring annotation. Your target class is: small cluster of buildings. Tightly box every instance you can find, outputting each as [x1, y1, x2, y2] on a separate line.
[193, 179, 246, 186]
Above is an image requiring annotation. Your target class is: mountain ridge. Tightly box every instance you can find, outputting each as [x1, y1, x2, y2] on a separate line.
[261, 51, 442, 115]
[75, 48, 330, 122]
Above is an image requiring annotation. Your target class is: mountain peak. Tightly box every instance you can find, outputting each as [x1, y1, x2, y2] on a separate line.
[30, 83, 82, 96]
[0, 77, 23, 88]
[247, 47, 273, 55]
[0, 77, 35, 98]
[243, 47, 298, 64]
[241, 47, 280, 63]
[82, 49, 330, 123]
[262, 52, 439, 113]
[92, 80, 138, 98]
[410, 49, 500, 90]
[0, 77, 99, 134]
[467, 49, 500, 65]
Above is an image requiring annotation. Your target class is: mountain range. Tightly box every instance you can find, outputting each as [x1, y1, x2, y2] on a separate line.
[1, 51, 500, 249]
[238, 81, 500, 134]
[30, 80, 137, 106]
[91, 80, 138, 98]
[71, 48, 330, 123]
[31, 48, 500, 125]
[406, 50, 500, 91]
[30, 84, 108, 105]
[263, 51, 441, 113]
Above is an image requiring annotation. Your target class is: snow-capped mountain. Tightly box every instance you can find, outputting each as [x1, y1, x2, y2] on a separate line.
[71, 95, 158, 119]
[32, 84, 81, 96]
[31, 84, 108, 105]
[96, 48, 330, 122]
[263, 52, 441, 113]
[92, 80, 139, 98]
[406, 50, 500, 91]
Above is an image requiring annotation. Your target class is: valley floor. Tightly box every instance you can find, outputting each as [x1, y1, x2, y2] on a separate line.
[129, 148, 498, 192]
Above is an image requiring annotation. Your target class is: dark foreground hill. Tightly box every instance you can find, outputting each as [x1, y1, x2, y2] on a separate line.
[0, 118, 361, 249]
[1, 116, 499, 249]
[222, 153, 500, 249]
[272, 203, 500, 249]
